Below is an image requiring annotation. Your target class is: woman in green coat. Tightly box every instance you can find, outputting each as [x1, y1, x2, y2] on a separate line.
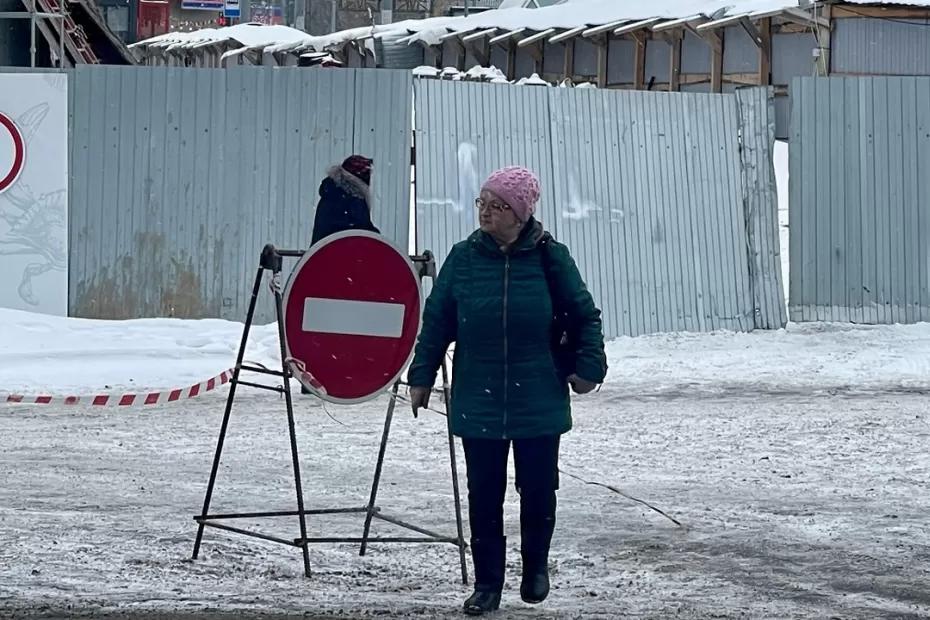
[407, 166, 608, 616]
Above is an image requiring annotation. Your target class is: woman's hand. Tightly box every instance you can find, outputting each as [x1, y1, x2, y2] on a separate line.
[567, 374, 597, 395]
[409, 386, 431, 417]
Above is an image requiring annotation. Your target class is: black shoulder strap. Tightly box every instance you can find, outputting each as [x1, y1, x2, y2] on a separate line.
[540, 240, 563, 315]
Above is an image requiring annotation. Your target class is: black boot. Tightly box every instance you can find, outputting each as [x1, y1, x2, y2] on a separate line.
[519, 499, 556, 604]
[463, 590, 501, 616]
[520, 549, 550, 604]
[463, 537, 505, 616]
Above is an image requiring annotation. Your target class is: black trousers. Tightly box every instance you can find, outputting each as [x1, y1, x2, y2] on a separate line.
[461, 435, 560, 556]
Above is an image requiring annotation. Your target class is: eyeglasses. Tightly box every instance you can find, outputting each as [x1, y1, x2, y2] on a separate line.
[475, 198, 511, 213]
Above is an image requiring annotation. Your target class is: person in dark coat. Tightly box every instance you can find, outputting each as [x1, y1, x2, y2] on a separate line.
[310, 155, 379, 246]
[302, 155, 380, 396]
[407, 166, 608, 616]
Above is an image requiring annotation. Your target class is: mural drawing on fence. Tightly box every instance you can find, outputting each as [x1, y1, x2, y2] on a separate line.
[0, 74, 69, 315]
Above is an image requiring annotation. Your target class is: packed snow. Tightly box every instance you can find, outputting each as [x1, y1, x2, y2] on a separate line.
[1, 309, 929, 617]
[3, 305, 930, 399]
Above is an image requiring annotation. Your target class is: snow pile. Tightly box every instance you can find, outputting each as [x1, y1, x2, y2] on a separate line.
[2, 307, 929, 398]
[412, 65, 441, 77]
[439, 66, 463, 80]
[417, 66, 594, 85]
[515, 72, 550, 86]
[607, 322, 930, 396]
[463, 65, 508, 82]
[0, 308, 279, 394]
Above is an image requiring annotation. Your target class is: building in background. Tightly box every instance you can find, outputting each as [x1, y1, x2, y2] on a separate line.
[0, 0, 136, 66]
[132, 0, 930, 140]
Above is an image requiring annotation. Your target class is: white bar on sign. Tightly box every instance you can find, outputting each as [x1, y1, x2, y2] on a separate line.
[302, 297, 405, 338]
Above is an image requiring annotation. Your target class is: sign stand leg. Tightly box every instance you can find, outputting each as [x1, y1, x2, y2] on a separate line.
[357, 368, 469, 584]
[192, 265, 264, 561]
[273, 273, 313, 578]
[441, 359, 469, 585]
[359, 380, 400, 557]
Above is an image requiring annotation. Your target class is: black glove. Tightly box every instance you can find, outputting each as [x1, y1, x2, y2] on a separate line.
[568, 374, 597, 395]
[409, 386, 430, 417]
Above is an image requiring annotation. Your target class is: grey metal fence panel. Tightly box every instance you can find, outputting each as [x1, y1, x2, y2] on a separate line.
[832, 18, 930, 77]
[415, 80, 783, 339]
[353, 69, 413, 247]
[67, 65, 411, 322]
[412, 79, 558, 271]
[736, 87, 788, 330]
[549, 88, 769, 337]
[790, 76, 930, 323]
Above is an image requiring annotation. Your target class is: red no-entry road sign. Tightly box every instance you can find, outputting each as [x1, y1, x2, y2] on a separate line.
[0, 111, 25, 194]
[282, 231, 422, 404]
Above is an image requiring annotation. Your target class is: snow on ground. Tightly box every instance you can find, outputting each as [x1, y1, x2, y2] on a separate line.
[3, 307, 930, 399]
[1, 309, 930, 617]
[1, 386, 928, 617]
[0, 309, 280, 395]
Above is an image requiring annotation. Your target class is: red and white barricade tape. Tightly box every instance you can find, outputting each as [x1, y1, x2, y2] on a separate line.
[2, 369, 234, 407]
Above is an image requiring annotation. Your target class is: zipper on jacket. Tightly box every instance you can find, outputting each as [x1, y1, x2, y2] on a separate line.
[502, 255, 510, 438]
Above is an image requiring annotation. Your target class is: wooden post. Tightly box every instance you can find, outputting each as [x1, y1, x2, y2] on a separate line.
[669, 30, 682, 91]
[708, 31, 723, 92]
[596, 35, 608, 88]
[563, 38, 575, 82]
[531, 41, 543, 75]
[633, 32, 646, 90]
[470, 40, 489, 67]
[759, 17, 772, 85]
[815, 4, 831, 76]
[506, 39, 516, 80]
[456, 39, 466, 71]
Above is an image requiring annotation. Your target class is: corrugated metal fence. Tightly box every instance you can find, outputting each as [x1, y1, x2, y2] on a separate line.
[414, 80, 786, 338]
[789, 76, 930, 324]
[1, 66, 786, 336]
[64, 65, 411, 322]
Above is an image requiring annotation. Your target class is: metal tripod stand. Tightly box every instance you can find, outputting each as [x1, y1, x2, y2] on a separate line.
[191, 244, 468, 583]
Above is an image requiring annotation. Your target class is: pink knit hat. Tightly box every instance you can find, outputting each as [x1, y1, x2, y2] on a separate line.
[481, 166, 541, 222]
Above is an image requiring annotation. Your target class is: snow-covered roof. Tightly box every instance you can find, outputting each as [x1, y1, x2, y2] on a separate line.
[130, 23, 309, 51]
[132, 19, 430, 57]
[497, 0, 565, 7]
[131, 0, 930, 59]
[395, 0, 930, 45]
[399, 0, 806, 45]
[131, 22, 385, 55]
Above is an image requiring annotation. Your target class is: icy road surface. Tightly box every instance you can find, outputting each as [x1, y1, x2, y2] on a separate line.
[1, 387, 928, 619]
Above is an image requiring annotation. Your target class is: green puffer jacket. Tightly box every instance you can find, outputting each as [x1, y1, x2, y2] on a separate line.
[407, 219, 607, 439]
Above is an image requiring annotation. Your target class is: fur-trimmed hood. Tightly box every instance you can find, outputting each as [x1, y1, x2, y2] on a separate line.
[320, 165, 372, 210]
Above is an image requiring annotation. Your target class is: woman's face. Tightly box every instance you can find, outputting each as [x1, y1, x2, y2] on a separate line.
[477, 189, 522, 240]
